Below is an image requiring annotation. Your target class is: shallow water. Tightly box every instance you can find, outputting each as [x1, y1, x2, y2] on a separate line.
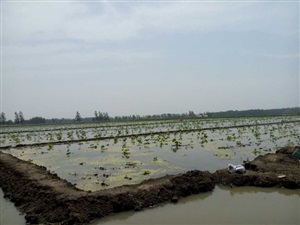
[4, 122, 300, 191]
[1, 186, 299, 225]
[1, 116, 299, 146]
[92, 186, 300, 225]
[0, 189, 26, 225]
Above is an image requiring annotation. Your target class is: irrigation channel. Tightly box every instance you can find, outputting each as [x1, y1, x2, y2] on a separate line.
[0, 116, 300, 224]
[1, 186, 300, 225]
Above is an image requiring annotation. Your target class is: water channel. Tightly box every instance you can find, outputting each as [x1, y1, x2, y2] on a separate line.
[1, 186, 299, 225]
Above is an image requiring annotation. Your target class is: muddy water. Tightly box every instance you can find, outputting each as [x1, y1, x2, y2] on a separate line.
[93, 186, 300, 225]
[0, 189, 26, 225]
[1, 186, 299, 224]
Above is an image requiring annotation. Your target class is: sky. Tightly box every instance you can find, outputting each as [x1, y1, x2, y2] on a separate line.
[1, 0, 299, 120]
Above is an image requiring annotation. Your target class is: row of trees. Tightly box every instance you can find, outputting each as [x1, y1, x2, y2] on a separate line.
[94, 111, 110, 121]
[0, 112, 46, 125]
[114, 111, 198, 121]
[2, 107, 299, 126]
[0, 110, 203, 125]
[73, 110, 199, 123]
[207, 107, 300, 117]
[14, 111, 25, 124]
[0, 111, 25, 125]
[74, 111, 110, 122]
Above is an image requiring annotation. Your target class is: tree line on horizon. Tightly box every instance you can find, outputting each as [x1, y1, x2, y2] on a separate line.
[0, 110, 199, 125]
[206, 107, 300, 117]
[0, 107, 299, 126]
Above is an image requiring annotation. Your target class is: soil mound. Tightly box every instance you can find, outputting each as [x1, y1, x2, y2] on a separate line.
[214, 146, 300, 189]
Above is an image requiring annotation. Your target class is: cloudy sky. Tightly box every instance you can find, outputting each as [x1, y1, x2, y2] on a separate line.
[1, 1, 299, 119]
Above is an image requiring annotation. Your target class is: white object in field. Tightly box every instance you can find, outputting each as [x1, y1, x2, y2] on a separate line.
[227, 164, 246, 174]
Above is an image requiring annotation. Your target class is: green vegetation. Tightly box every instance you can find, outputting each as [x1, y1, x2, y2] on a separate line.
[207, 107, 300, 117]
[1, 107, 299, 127]
[1, 115, 300, 191]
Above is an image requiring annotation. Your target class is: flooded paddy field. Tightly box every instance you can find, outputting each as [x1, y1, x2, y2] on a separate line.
[1, 115, 299, 147]
[0, 116, 300, 224]
[2, 117, 300, 191]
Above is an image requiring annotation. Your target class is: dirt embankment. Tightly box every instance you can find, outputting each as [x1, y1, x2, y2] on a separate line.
[0, 152, 215, 225]
[0, 146, 300, 224]
[214, 146, 300, 189]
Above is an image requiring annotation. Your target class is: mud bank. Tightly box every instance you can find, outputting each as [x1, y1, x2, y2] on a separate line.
[214, 146, 300, 189]
[0, 146, 300, 224]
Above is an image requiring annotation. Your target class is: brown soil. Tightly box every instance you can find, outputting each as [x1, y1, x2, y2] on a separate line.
[214, 146, 300, 189]
[1, 146, 300, 224]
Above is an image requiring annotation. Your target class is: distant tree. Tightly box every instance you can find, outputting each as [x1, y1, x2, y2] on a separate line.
[205, 112, 212, 117]
[19, 111, 25, 124]
[28, 117, 46, 124]
[98, 111, 103, 121]
[94, 111, 99, 121]
[14, 112, 20, 124]
[0, 112, 6, 125]
[188, 111, 196, 118]
[75, 111, 82, 122]
[94, 111, 110, 121]
[103, 112, 109, 121]
[6, 120, 13, 125]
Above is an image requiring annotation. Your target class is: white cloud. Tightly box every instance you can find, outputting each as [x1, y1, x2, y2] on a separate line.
[3, 1, 297, 45]
[3, 43, 158, 77]
[3, 2, 140, 43]
[2, 1, 299, 118]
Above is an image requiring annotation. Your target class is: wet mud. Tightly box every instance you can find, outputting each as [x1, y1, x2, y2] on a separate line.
[214, 146, 300, 189]
[0, 146, 299, 224]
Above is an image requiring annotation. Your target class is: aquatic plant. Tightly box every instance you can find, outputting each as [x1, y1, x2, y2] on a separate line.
[56, 132, 62, 141]
[122, 148, 130, 159]
[142, 170, 150, 175]
[47, 143, 53, 150]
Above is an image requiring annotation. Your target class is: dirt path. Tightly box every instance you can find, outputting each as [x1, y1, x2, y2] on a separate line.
[0, 146, 299, 224]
